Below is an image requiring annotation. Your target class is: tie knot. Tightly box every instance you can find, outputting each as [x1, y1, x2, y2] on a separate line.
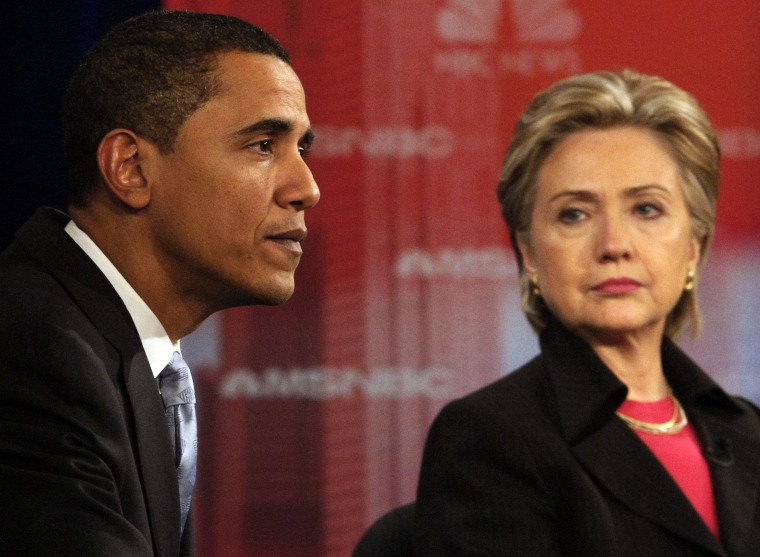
[159, 351, 196, 407]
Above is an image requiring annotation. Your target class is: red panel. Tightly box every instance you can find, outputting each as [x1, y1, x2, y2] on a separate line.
[165, 1, 760, 555]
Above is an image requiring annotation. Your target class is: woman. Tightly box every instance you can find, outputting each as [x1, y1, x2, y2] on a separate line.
[414, 70, 760, 556]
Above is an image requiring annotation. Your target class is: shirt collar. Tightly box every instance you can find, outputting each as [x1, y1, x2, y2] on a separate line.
[64, 219, 178, 377]
[540, 316, 743, 445]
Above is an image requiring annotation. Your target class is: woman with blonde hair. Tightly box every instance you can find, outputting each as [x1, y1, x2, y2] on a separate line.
[414, 70, 760, 556]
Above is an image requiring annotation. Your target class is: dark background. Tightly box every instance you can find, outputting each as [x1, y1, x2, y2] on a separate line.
[1, 0, 159, 249]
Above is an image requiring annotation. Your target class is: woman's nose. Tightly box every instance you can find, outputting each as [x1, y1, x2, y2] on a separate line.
[595, 213, 633, 262]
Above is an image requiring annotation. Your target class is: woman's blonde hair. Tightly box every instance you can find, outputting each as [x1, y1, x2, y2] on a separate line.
[497, 69, 720, 338]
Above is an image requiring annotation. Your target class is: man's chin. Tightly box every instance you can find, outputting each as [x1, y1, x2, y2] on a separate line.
[249, 280, 296, 306]
[257, 290, 295, 306]
[217, 272, 298, 309]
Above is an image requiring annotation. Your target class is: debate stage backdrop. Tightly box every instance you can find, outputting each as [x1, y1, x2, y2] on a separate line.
[162, 1, 760, 555]
[8, 1, 760, 556]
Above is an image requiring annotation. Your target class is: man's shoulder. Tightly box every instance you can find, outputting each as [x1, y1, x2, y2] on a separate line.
[0, 238, 69, 321]
[0, 207, 125, 333]
[0, 207, 72, 289]
[0, 255, 102, 353]
[0, 224, 113, 357]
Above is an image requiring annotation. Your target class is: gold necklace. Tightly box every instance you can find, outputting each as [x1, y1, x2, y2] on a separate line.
[616, 394, 689, 435]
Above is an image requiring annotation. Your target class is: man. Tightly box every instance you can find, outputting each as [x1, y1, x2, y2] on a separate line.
[0, 10, 319, 556]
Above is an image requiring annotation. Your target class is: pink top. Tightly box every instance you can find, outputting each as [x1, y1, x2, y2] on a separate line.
[618, 397, 720, 539]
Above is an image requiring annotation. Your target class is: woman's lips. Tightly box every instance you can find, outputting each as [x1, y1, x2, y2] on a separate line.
[592, 277, 642, 294]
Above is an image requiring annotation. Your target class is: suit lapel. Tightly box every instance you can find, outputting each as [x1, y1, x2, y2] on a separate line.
[664, 340, 760, 556]
[125, 349, 182, 557]
[541, 322, 726, 556]
[17, 208, 181, 556]
[691, 402, 760, 556]
[572, 418, 725, 555]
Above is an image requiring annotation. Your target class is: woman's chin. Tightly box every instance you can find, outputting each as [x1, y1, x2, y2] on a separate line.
[570, 315, 666, 344]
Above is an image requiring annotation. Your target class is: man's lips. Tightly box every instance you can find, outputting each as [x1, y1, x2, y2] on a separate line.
[266, 228, 307, 253]
[592, 277, 642, 294]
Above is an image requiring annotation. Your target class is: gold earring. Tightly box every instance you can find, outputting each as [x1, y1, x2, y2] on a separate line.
[684, 269, 695, 292]
[530, 273, 541, 297]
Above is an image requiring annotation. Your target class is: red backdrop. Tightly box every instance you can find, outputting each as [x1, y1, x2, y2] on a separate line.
[165, 1, 760, 555]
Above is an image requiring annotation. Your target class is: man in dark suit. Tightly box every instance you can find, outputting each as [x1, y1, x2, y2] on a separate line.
[0, 11, 319, 556]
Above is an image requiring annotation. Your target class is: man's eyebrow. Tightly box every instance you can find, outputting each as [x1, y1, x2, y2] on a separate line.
[231, 118, 315, 147]
[231, 118, 293, 138]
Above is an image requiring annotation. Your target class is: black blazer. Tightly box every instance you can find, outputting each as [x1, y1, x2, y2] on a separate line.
[415, 318, 760, 556]
[0, 208, 192, 556]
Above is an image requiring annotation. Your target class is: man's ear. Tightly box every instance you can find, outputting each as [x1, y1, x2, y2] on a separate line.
[97, 129, 152, 210]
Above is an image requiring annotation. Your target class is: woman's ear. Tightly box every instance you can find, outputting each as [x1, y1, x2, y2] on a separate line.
[97, 129, 152, 210]
[518, 238, 536, 275]
[689, 236, 701, 269]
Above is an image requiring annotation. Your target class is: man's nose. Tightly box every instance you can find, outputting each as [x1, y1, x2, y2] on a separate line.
[277, 154, 320, 211]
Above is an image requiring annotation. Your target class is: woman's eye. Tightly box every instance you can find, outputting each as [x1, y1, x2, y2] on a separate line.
[558, 208, 585, 223]
[634, 202, 663, 218]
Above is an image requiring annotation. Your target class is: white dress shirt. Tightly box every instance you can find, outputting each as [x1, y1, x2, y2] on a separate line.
[65, 219, 178, 377]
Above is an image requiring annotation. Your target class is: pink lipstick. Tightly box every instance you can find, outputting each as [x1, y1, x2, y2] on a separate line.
[593, 278, 641, 294]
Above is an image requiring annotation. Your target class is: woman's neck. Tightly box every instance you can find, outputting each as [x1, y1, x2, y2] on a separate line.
[583, 329, 670, 401]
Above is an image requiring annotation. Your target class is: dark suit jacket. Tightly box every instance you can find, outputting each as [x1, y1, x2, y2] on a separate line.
[415, 318, 760, 556]
[0, 208, 192, 556]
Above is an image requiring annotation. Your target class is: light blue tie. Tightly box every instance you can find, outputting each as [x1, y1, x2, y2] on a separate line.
[159, 351, 197, 533]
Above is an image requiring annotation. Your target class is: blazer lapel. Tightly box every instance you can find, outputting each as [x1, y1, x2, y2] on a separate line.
[571, 419, 725, 555]
[664, 339, 760, 556]
[542, 322, 726, 556]
[125, 349, 182, 557]
[17, 208, 181, 556]
[690, 402, 760, 556]
[75, 265, 182, 557]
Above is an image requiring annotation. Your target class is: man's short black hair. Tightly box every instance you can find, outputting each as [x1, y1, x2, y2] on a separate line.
[63, 10, 291, 206]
